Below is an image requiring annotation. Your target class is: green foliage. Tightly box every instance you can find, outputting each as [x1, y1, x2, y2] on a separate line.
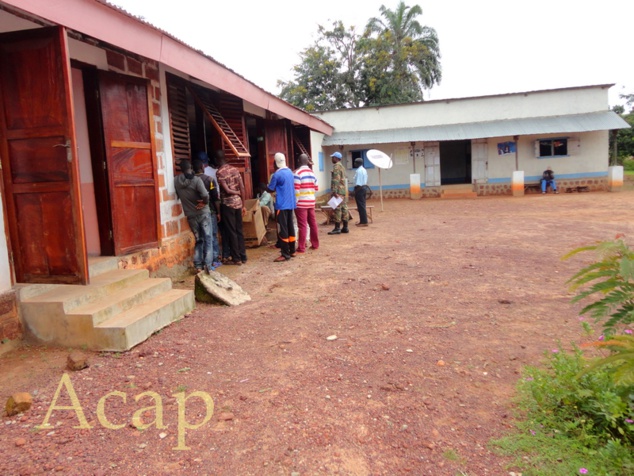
[564, 237, 634, 336]
[278, 2, 441, 111]
[492, 348, 634, 475]
[278, 21, 363, 111]
[610, 93, 634, 162]
[586, 335, 634, 386]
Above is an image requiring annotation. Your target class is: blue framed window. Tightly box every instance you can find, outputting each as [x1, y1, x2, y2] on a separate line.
[351, 149, 375, 169]
[318, 151, 324, 172]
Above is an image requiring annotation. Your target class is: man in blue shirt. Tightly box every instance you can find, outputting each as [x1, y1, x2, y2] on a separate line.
[267, 153, 297, 262]
[353, 158, 369, 227]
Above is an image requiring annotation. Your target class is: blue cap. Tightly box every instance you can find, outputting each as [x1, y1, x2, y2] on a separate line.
[331, 152, 342, 159]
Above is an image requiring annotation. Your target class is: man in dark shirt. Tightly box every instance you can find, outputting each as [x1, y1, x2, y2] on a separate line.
[174, 160, 215, 273]
[541, 166, 558, 194]
[193, 160, 221, 268]
[216, 152, 247, 265]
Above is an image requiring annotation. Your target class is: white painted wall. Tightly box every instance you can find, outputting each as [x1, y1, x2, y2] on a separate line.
[316, 86, 611, 132]
[318, 129, 609, 190]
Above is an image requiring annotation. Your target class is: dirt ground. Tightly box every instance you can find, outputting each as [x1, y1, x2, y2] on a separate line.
[1, 188, 633, 476]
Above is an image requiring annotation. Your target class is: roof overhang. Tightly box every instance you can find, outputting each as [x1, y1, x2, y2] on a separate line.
[0, 0, 333, 135]
[322, 111, 630, 146]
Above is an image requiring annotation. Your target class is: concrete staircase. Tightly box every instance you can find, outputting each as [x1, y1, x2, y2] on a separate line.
[440, 184, 478, 199]
[17, 258, 194, 351]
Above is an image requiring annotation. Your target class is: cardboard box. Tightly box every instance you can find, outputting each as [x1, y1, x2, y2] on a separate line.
[242, 199, 266, 248]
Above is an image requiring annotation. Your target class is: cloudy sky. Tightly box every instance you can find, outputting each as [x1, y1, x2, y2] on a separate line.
[110, 0, 632, 107]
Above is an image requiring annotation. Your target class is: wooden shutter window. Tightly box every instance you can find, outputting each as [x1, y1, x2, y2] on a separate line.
[166, 75, 191, 173]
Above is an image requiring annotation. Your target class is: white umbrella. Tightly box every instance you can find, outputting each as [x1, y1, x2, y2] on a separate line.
[365, 149, 393, 211]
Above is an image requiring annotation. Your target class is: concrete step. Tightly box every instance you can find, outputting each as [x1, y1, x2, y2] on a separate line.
[18, 267, 194, 351]
[95, 289, 194, 351]
[21, 269, 149, 313]
[88, 257, 120, 278]
[440, 191, 478, 199]
[67, 278, 174, 326]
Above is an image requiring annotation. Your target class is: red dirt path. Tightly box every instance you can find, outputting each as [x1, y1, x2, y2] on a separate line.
[1, 189, 633, 475]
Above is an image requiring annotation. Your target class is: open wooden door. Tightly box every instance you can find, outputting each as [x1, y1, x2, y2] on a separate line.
[264, 120, 288, 181]
[98, 72, 159, 255]
[0, 27, 88, 284]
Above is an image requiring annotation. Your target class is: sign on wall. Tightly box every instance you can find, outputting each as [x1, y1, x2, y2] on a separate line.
[497, 141, 516, 155]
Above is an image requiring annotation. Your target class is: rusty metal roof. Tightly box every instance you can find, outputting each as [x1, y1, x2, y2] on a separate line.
[322, 111, 630, 146]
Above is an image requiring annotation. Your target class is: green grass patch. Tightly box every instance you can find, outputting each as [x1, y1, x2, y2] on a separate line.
[491, 348, 634, 475]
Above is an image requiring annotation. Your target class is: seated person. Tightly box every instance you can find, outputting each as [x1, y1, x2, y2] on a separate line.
[541, 166, 558, 194]
[256, 183, 274, 224]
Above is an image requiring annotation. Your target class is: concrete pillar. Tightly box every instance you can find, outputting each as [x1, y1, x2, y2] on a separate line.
[512, 171, 525, 197]
[410, 174, 422, 199]
[608, 166, 624, 192]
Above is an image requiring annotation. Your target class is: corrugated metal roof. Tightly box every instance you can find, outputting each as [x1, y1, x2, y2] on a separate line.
[322, 111, 630, 146]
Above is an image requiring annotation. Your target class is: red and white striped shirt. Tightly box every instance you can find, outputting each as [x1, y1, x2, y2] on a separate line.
[293, 166, 318, 209]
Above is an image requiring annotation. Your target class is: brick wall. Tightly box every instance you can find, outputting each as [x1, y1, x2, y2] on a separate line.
[105, 48, 192, 272]
[477, 178, 608, 196]
[0, 290, 21, 344]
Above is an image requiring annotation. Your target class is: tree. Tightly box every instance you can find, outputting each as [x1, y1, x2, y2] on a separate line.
[610, 93, 634, 163]
[277, 22, 363, 112]
[278, 2, 441, 111]
[363, 1, 441, 105]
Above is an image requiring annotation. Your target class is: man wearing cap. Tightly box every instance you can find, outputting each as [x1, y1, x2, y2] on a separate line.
[353, 157, 369, 227]
[328, 151, 349, 235]
[267, 152, 297, 262]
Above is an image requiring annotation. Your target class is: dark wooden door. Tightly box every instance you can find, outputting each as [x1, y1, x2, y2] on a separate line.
[264, 120, 288, 181]
[0, 27, 88, 284]
[98, 72, 159, 255]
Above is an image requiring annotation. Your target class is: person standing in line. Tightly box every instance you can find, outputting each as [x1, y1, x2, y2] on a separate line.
[541, 166, 559, 194]
[196, 151, 219, 191]
[216, 152, 248, 265]
[353, 157, 369, 227]
[267, 152, 296, 262]
[193, 159, 222, 268]
[174, 160, 214, 273]
[328, 151, 349, 235]
[294, 154, 319, 252]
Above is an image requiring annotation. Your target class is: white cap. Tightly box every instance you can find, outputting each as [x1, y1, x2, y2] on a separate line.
[274, 152, 286, 168]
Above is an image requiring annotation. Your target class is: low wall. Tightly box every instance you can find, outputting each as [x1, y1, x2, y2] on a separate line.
[477, 178, 608, 196]
[0, 290, 21, 353]
[117, 232, 195, 278]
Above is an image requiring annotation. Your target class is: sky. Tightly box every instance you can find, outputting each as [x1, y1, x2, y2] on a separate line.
[109, 0, 633, 108]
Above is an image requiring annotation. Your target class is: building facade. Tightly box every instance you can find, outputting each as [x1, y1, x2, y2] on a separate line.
[315, 85, 628, 198]
[0, 0, 332, 347]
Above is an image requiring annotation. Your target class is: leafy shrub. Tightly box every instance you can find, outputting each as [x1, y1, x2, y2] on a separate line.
[493, 348, 634, 475]
[564, 237, 634, 336]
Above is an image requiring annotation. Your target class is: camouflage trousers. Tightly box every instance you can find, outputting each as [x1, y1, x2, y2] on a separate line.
[333, 201, 349, 223]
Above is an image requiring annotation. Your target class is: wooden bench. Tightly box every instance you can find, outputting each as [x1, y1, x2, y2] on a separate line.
[319, 205, 374, 225]
[524, 182, 542, 193]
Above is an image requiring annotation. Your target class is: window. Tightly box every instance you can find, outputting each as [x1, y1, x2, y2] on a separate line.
[537, 138, 568, 157]
[350, 149, 375, 169]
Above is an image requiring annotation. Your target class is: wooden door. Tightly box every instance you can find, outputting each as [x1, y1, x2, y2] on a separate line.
[423, 142, 440, 186]
[98, 72, 159, 255]
[471, 139, 488, 183]
[264, 120, 288, 182]
[0, 27, 88, 284]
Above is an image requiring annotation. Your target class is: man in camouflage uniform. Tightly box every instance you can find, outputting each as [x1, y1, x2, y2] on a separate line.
[328, 151, 349, 235]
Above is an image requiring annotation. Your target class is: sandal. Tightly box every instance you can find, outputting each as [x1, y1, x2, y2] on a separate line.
[274, 256, 288, 262]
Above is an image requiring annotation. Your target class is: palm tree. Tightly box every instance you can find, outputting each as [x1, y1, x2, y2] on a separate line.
[363, 1, 441, 104]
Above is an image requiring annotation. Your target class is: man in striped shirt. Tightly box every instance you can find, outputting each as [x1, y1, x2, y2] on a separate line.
[293, 154, 319, 252]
